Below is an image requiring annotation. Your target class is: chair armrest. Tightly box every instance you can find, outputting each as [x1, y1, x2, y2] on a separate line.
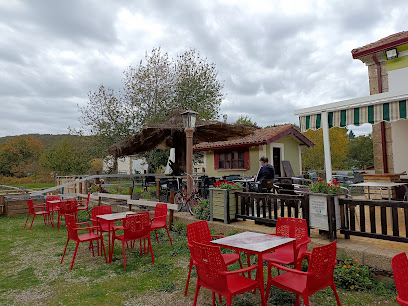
[211, 235, 227, 239]
[269, 262, 313, 276]
[74, 227, 95, 231]
[296, 238, 311, 251]
[218, 265, 258, 276]
[33, 204, 46, 208]
[76, 222, 91, 227]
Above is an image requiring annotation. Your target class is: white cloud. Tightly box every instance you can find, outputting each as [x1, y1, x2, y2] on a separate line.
[0, 0, 406, 137]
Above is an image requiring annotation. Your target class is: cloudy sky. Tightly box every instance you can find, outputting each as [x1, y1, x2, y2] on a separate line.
[1, 0, 407, 137]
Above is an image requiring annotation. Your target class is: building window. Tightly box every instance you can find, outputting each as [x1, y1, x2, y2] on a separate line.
[214, 149, 249, 170]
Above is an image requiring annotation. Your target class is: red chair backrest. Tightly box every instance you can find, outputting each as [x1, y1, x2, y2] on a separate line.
[59, 199, 78, 214]
[187, 221, 211, 245]
[91, 205, 112, 219]
[392, 252, 408, 303]
[65, 214, 79, 240]
[276, 217, 309, 243]
[123, 212, 151, 240]
[46, 195, 61, 203]
[27, 199, 35, 214]
[91, 205, 112, 231]
[306, 240, 337, 291]
[153, 203, 168, 227]
[276, 217, 309, 254]
[192, 241, 227, 291]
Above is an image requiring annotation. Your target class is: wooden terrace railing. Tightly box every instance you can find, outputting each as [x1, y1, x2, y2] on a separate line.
[234, 192, 309, 228]
[339, 198, 408, 243]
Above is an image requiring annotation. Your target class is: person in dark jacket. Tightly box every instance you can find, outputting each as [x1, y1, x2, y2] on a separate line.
[255, 156, 275, 183]
[250, 156, 275, 192]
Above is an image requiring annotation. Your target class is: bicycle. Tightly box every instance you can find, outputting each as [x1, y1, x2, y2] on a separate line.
[175, 175, 203, 215]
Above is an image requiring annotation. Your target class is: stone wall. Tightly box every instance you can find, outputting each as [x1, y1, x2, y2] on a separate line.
[372, 122, 394, 174]
[358, 52, 393, 174]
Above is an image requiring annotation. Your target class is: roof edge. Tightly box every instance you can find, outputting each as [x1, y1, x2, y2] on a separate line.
[352, 36, 408, 59]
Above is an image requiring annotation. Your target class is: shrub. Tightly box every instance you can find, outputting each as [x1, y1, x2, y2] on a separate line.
[193, 199, 210, 220]
[334, 255, 373, 290]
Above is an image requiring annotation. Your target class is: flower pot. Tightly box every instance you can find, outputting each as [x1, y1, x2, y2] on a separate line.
[309, 193, 343, 239]
[209, 188, 243, 224]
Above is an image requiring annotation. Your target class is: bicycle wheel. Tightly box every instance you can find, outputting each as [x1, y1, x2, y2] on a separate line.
[188, 193, 203, 215]
[175, 192, 186, 212]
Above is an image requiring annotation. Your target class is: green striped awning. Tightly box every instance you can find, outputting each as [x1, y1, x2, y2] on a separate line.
[299, 100, 407, 132]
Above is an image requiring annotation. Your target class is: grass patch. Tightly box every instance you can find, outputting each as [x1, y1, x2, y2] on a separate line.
[0, 216, 399, 305]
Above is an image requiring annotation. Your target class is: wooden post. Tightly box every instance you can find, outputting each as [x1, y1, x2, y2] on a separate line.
[98, 184, 102, 206]
[128, 186, 133, 211]
[169, 189, 175, 229]
[79, 182, 83, 194]
[327, 195, 337, 241]
[156, 178, 160, 197]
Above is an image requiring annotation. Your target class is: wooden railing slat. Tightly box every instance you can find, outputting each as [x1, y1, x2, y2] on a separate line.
[359, 204, 366, 232]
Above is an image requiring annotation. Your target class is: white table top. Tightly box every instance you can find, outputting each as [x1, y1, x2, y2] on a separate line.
[211, 231, 295, 253]
[350, 182, 406, 188]
[96, 211, 136, 221]
[233, 178, 254, 183]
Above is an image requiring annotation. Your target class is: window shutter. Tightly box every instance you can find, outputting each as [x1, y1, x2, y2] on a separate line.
[244, 150, 250, 169]
[214, 152, 219, 170]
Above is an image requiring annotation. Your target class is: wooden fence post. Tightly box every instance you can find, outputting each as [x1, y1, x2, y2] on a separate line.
[156, 178, 160, 197]
[98, 184, 102, 206]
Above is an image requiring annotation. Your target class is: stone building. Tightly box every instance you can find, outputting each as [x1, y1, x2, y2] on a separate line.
[295, 31, 408, 178]
[351, 31, 408, 174]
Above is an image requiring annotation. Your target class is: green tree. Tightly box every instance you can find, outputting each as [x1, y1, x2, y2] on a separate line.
[0, 136, 45, 177]
[40, 137, 95, 175]
[347, 134, 373, 169]
[302, 127, 350, 170]
[235, 115, 258, 127]
[77, 48, 224, 152]
[173, 49, 223, 121]
[77, 85, 138, 153]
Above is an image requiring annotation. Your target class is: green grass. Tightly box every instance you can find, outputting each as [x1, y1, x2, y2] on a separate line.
[0, 216, 399, 305]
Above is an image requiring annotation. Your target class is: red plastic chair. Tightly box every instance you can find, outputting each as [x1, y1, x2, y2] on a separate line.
[112, 212, 154, 269]
[191, 241, 267, 306]
[57, 199, 78, 230]
[60, 214, 107, 270]
[91, 205, 112, 231]
[391, 252, 408, 305]
[24, 199, 50, 230]
[91, 205, 123, 232]
[264, 217, 311, 268]
[266, 240, 341, 306]
[185, 220, 243, 296]
[77, 194, 91, 218]
[150, 203, 172, 245]
[45, 194, 62, 227]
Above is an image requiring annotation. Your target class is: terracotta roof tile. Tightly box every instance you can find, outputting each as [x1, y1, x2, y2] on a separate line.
[194, 124, 313, 150]
[351, 31, 408, 57]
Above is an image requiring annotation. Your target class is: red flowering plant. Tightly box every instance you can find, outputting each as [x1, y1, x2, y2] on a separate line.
[214, 180, 242, 190]
[308, 178, 341, 194]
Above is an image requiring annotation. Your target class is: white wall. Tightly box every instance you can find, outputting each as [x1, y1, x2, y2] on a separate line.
[388, 67, 408, 92]
[391, 120, 408, 176]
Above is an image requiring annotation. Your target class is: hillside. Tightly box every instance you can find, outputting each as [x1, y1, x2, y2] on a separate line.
[0, 134, 82, 147]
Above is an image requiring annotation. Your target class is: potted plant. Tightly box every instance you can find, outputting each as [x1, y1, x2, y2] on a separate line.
[308, 178, 344, 240]
[210, 180, 243, 224]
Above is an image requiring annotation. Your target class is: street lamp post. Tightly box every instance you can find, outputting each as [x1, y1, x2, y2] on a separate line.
[181, 110, 198, 195]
